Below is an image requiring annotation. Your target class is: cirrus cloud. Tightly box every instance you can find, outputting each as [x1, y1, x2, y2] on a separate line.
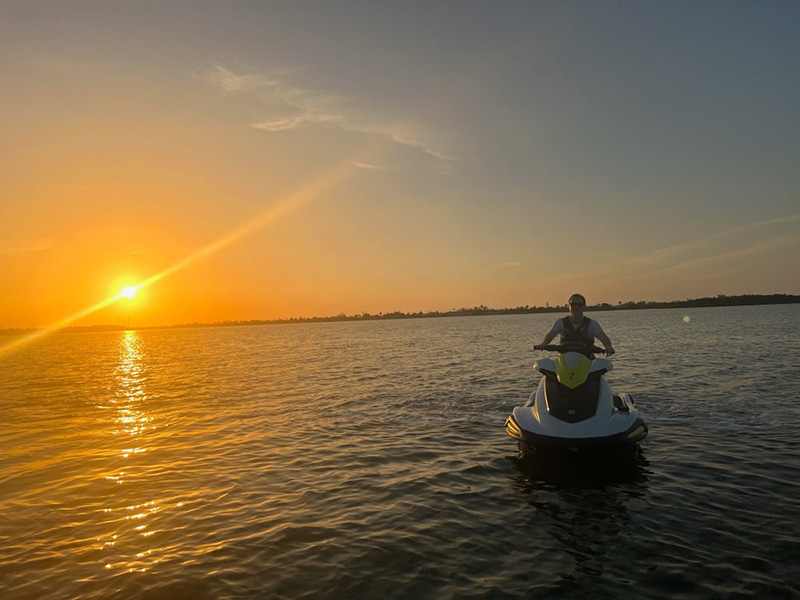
[0, 238, 54, 256]
[200, 64, 455, 162]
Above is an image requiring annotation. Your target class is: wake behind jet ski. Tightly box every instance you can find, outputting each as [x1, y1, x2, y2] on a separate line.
[505, 343, 647, 454]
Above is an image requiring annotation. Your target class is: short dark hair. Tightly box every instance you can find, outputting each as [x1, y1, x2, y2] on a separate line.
[568, 294, 586, 305]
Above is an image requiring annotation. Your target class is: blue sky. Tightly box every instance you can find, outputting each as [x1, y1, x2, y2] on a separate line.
[1, 1, 798, 326]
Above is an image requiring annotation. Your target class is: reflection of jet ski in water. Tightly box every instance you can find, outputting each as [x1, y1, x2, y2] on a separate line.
[505, 343, 648, 454]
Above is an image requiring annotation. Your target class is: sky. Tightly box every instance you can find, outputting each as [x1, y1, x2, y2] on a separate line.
[1, 0, 799, 328]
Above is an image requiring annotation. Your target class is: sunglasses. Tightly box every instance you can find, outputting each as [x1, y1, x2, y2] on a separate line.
[569, 302, 585, 307]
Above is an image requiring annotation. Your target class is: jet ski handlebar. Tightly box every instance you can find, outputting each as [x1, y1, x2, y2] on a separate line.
[533, 343, 606, 355]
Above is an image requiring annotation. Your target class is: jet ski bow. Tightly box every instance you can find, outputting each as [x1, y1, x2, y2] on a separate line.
[505, 343, 648, 453]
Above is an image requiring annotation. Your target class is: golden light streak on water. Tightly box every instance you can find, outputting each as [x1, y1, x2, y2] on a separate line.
[0, 161, 356, 358]
[100, 330, 162, 574]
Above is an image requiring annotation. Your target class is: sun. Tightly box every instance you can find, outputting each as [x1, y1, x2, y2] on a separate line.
[120, 285, 138, 298]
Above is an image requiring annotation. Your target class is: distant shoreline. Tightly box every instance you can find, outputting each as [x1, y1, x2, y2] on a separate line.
[2, 293, 798, 336]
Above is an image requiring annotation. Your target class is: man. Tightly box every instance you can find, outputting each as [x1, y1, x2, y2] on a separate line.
[536, 293, 615, 356]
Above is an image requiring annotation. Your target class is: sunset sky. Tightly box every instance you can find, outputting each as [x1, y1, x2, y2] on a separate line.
[2, 1, 799, 328]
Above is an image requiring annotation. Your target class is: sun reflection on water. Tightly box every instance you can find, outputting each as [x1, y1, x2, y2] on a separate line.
[98, 331, 164, 574]
[113, 331, 151, 439]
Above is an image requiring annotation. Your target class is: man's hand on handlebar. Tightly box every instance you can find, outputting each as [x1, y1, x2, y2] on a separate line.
[533, 343, 610, 355]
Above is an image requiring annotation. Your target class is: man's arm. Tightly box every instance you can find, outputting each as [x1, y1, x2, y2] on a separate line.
[538, 327, 559, 347]
[596, 331, 615, 356]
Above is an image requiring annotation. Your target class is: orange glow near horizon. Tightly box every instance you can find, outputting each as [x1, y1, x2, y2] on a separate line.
[0, 162, 356, 358]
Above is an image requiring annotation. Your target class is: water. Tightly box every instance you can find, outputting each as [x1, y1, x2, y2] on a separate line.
[1, 305, 799, 599]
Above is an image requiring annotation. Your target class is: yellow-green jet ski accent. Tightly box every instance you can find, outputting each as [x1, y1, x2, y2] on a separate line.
[554, 353, 592, 389]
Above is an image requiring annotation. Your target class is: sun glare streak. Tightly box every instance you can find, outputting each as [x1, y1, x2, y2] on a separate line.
[133, 161, 354, 294]
[0, 290, 137, 357]
[0, 161, 356, 358]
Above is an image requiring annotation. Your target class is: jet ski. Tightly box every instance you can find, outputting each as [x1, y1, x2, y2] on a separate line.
[505, 343, 647, 454]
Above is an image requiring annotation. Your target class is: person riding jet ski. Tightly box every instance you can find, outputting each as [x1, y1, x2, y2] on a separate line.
[538, 293, 615, 356]
[506, 295, 646, 452]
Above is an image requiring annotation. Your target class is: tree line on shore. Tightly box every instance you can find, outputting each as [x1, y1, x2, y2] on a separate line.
[3, 293, 798, 335]
[205, 293, 799, 325]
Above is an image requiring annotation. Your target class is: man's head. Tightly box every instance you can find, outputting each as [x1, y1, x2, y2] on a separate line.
[568, 294, 586, 317]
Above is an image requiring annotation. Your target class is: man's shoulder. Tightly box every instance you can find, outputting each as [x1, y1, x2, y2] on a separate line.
[587, 318, 604, 332]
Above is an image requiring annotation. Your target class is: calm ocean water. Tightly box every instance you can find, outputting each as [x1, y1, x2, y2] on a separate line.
[1, 305, 799, 599]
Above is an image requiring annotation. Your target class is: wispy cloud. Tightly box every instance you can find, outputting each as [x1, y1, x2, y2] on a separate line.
[200, 64, 454, 161]
[353, 161, 387, 171]
[252, 117, 307, 132]
[650, 236, 800, 276]
[631, 214, 800, 266]
[201, 65, 283, 94]
[543, 222, 800, 285]
[483, 261, 523, 274]
[0, 238, 54, 256]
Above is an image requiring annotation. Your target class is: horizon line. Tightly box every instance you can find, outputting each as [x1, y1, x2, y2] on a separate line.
[3, 293, 798, 336]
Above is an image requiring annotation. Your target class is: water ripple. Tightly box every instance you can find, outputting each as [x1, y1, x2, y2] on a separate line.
[2, 307, 800, 599]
